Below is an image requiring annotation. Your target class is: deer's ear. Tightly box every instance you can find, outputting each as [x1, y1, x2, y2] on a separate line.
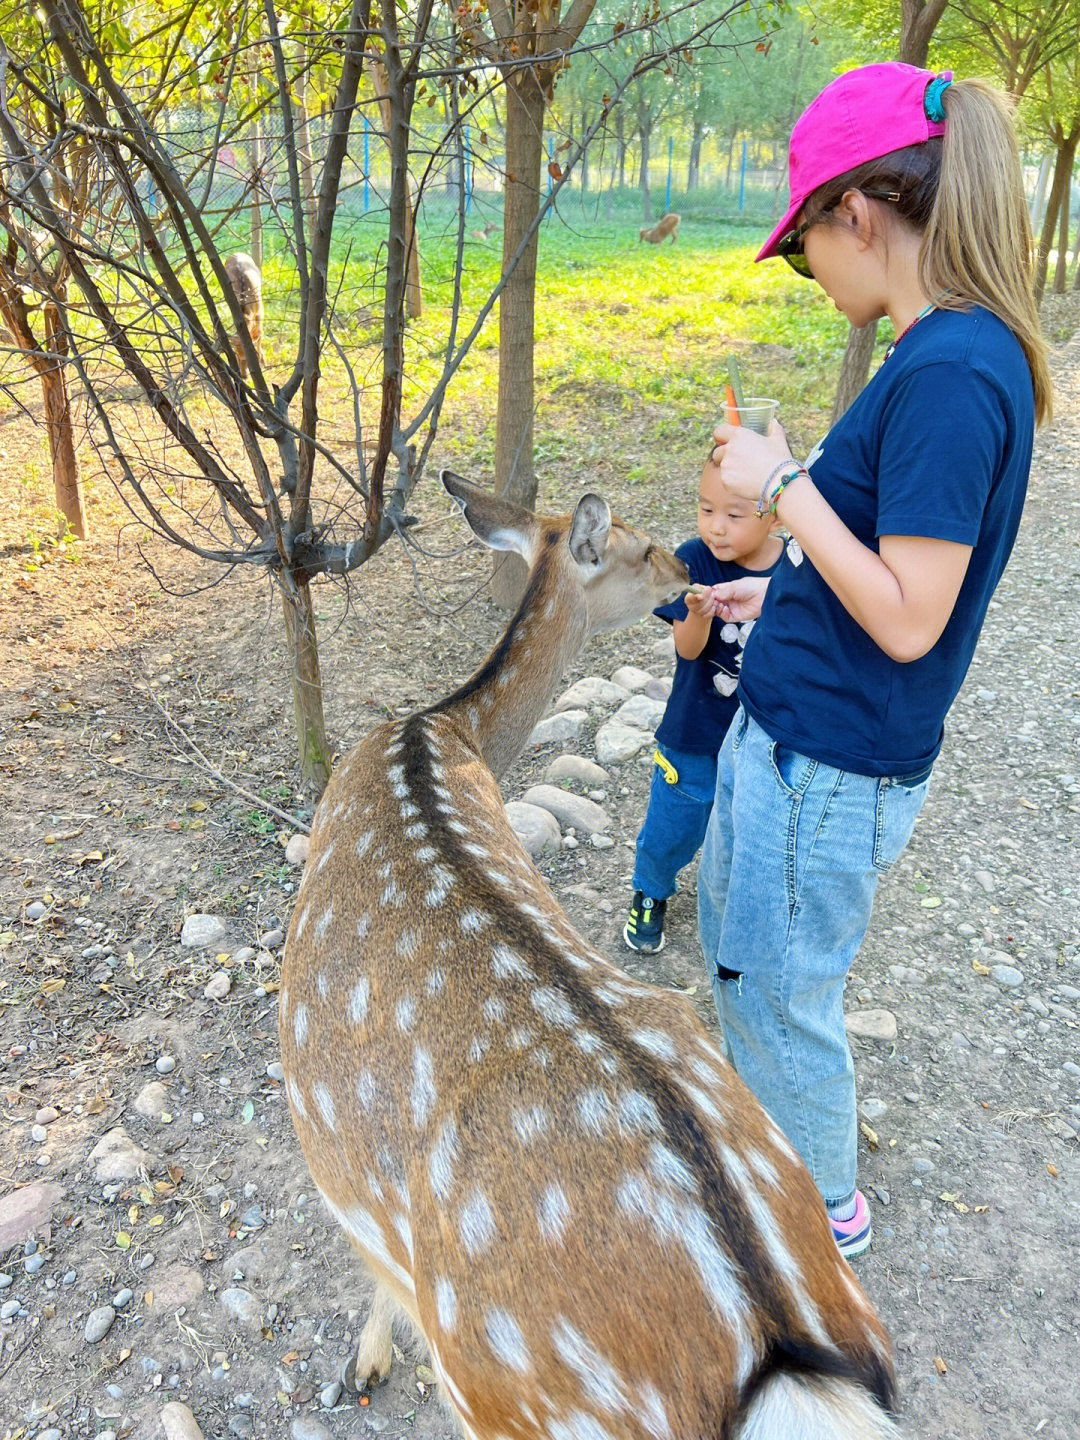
[567, 494, 611, 567]
[442, 471, 535, 556]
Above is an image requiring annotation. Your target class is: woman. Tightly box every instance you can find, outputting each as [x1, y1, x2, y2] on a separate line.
[699, 62, 1050, 1258]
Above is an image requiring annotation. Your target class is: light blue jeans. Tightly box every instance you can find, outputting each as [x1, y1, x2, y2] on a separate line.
[697, 708, 931, 1210]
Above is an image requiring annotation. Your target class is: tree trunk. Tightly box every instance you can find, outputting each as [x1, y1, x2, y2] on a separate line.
[580, 110, 589, 193]
[43, 303, 86, 538]
[1053, 150, 1075, 293]
[280, 579, 332, 795]
[616, 109, 626, 190]
[688, 121, 703, 190]
[638, 106, 652, 222]
[831, 321, 878, 424]
[491, 67, 546, 609]
[1035, 133, 1072, 302]
[1031, 153, 1052, 228]
[250, 115, 264, 268]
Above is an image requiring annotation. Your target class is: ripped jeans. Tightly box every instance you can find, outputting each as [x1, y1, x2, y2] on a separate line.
[697, 707, 931, 1210]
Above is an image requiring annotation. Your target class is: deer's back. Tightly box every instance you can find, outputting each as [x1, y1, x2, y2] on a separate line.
[280, 712, 893, 1438]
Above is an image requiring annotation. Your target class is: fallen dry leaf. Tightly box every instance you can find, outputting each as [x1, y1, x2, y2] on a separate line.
[934, 1355, 948, 1375]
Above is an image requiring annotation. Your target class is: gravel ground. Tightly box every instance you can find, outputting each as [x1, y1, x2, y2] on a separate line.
[0, 321, 1077, 1440]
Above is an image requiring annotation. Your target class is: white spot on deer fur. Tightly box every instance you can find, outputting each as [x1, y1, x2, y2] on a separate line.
[349, 980, 370, 1025]
[632, 1029, 677, 1061]
[766, 1118, 801, 1165]
[286, 1076, 308, 1120]
[482, 690, 495, 709]
[279, 985, 289, 1015]
[532, 987, 577, 1028]
[460, 1191, 497, 1257]
[719, 1140, 831, 1348]
[393, 1211, 413, 1261]
[544, 597, 556, 619]
[650, 1143, 697, 1193]
[425, 866, 455, 907]
[324, 1197, 415, 1299]
[484, 1308, 530, 1373]
[748, 1149, 781, 1189]
[356, 912, 371, 939]
[637, 1384, 672, 1440]
[483, 996, 508, 1025]
[435, 1276, 458, 1332]
[495, 944, 538, 979]
[547, 1414, 616, 1440]
[315, 973, 328, 1001]
[400, 801, 420, 819]
[574, 1029, 603, 1055]
[426, 967, 446, 996]
[551, 1318, 628, 1415]
[396, 996, 417, 1033]
[508, 1026, 535, 1049]
[378, 862, 393, 880]
[368, 1173, 384, 1202]
[684, 1084, 726, 1127]
[314, 1083, 337, 1130]
[296, 906, 309, 940]
[430, 1118, 459, 1202]
[512, 1104, 550, 1144]
[397, 930, 420, 958]
[497, 666, 517, 688]
[464, 842, 490, 860]
[468, 1035, 491, 1063]
[315, 841, 336, 873]
[691, 1055, 726, 1087]
[460, 909, 492, 934]
[355, 831, 374, 859]
[520, 902, 547, 923]
[618, 1091, 662, 1135]
[488, 869, 513, 888]
[404, 822, 427, 840]
[447, 818, 470, 835]
[382, 878, 404, 906]
[416, 844, 437, 863]
[594, 984, 627, 1007]
[356, 1070, 377, 1111]
[538, 1185, 570, 1242]
[411, 1048, 437, 1128]
[560, 945, 591, 972]
[314, 906, 334, 943]
[578, 1088, 614, 1136]
[294, 1005, 309, 1047]
[467, 706, 480, 729]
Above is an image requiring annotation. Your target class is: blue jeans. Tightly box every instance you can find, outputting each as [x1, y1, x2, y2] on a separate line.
[632, 744, 718, 900]
[697, 708, 931, 1209]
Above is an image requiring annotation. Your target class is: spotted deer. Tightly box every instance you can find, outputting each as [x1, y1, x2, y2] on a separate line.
[279, 473, 900, 1440]
[223, 251, 263, 378]
[639, 212, 680, 244]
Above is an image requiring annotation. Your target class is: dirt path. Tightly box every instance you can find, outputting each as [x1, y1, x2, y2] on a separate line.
[1, 317, 1078, 1440]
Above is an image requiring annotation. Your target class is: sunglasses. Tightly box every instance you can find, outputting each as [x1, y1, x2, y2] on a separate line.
[776, 190, 902, 279]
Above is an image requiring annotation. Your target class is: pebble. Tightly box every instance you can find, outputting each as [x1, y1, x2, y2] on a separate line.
[38, 1430, 62, 1440]
[0, 1182, 65, 1252]
[266, 1062, 285, 1081]
[554, 676, 629, 710]
[160, 1401, 207, 1440]
[612, 692, 666, 732]
[228, 1418, 254, 1438]
[543, 754, 610, 787]
[291, 1418, 333, 1440]
[140, 1252, 156, 1270]
[25, 1253, 45, 1274]
[262, 928, 285, 950]
[844, 1009, 898, 1042]
[504, 800, 561, 857]
[320, 1379, 343, 1408]
[990, 964, 1024, 989]
[285, 834, 310, 866]
[220, 1286, 263, 1331]
[26, 901, 47, 921]
[1, 1299, 19, 1319]
[134, 1081, 171, 1120]
[204, 971, 232, 1001]
[112, 1288, 133, 1308]
[0, 1273, 10, 1289]
[35, 1107, 59, 1124]
[233, 946, 257, 964]
[521, 784, 610, 835]
[88, 1128, 155, 1183]
[180, 914, 228, 948]
[240, 1205, 265, 1230]
[155, 1054, 177, 1075]
[85, 1304, 116, 1343]
[63, 1270, 76, 1284]
[590, 833, 614, 849]
[594, 718, 651, 765]
[529, 710, 588, 746]
[610, 664, 657, 692]
[31, 1124, 48, 1143]
[974, 869, 996, 893]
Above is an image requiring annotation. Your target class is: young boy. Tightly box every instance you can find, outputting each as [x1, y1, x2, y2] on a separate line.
[624, 459, 785, 954]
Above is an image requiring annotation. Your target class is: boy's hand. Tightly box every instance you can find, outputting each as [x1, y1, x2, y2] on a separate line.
[684, 583, 720, 618]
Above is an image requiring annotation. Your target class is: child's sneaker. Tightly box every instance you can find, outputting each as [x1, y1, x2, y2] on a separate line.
[830, 1190, 872, 1259]
[623, 891, 667, 954]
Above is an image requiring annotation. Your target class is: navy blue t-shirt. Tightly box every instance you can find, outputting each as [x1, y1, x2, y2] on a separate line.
[654, 537, 784, 755]
[739, 306, 1034, 777]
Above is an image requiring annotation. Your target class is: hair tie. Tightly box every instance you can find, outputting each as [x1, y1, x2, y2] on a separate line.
[924, 74, 952, 124]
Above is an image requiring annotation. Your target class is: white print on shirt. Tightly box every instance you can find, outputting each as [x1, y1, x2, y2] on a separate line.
[712, 620, 756, 697]
[805, 435, 826, 470]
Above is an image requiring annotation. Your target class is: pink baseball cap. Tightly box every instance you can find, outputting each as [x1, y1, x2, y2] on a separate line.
[756, 63, 952, 261]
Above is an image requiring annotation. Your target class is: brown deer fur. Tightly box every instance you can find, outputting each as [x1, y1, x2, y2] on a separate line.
[223, 252, 263, 378]
[280, 473, 900, 1440]
[639, 213, 680, 244]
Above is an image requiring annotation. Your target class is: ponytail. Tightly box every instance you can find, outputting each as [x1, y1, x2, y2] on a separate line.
[926, 80, 1052, 425]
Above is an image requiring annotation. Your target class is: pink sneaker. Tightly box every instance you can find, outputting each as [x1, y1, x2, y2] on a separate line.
[830, 1189, 872, 1258]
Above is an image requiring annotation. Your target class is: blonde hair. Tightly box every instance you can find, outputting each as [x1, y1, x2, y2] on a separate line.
[807, 78, 1052, 425]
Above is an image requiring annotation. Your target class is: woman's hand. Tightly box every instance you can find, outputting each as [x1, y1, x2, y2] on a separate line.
[710, 576, 770, 622]
[711, 419, 792, 506]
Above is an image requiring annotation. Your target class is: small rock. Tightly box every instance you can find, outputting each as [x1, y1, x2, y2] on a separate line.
[364, 1414, 389, 1434]
[0, 1273, 10, 1289]
[35, 1107, 59, 1125]
[504, 801, 561, 857]
[520, 784, 610, 835]
[204, 971, 232, 1001]
[155, 1054, 177, 1075]
[112, 1288, 133, 1309]
[594, 719, 651, 766]
[291, 1419, 333, 1440]
[612, 693, 666, 732]
[26, 901, 47, 921]
[266, 1062, 285, 1082]
[228, 1417, 254, 1438]
[973, 870, 996, 893]
[134, 1082, 171, 1121]
[262, 928, 285, 950]
[554, 677, 629, 711]
[610, 664, 657, 692]
[590, 834, 614, 850]
[140, 1252, 156, 1270]
[25, 1253, 45, 1274]
[529, 710, 588, 746]
[85, 1304, 116, 1343]
[239, 1205, 265, 1230]
[873, 1187, 891, 1206]
[31, 1125, 48, 1144]
[160, 1400, 207, 1440]
[285, 834, 310, 867]
[180, 914, 227, 948]
[1, 1299, 19, 1319]
[233, 946, 257, 965]
[859, 1098, 888, 1121]
[38, 1430, 62, 1440]
[220, 1286, 263, 1331]
[0, 1183, 65, 1252]
[144, 1264, 204, 1311]
[320, 1379, 343, 1408]
[542, 755, 609, 787]
[844, 1009, 898, 1042]
[990, 964, 1024, 989]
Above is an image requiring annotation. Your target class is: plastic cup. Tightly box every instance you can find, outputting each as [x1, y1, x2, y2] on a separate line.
[723, 396, 779, 436]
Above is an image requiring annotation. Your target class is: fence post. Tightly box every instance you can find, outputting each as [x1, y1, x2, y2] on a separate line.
[737, 139, 747, 213]
[665, 136, 673, 214]
[464, 125, 472, 213]
[547, 137, 554, 199]
[363, 114, 370, 212]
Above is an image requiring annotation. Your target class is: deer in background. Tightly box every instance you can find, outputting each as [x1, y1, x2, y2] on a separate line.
[640, 212, 680, 244]
[223, 251, 263, 378]
[279, 472, 901, 1440]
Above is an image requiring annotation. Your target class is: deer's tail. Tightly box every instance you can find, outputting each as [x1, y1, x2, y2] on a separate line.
[733, 1371, 902, 1440]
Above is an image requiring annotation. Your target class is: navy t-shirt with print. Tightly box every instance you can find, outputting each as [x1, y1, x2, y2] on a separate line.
[654, 537, 784, 755]
[739, 306, 1034, 778]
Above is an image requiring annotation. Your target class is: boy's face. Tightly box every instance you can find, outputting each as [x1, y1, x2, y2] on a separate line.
[697, 460, 776, 564]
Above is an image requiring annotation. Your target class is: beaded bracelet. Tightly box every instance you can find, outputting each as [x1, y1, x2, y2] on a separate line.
[755, 461, 807, 518]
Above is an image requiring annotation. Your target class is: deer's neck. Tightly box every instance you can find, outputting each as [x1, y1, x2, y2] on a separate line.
[431, 548, 588, 780]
